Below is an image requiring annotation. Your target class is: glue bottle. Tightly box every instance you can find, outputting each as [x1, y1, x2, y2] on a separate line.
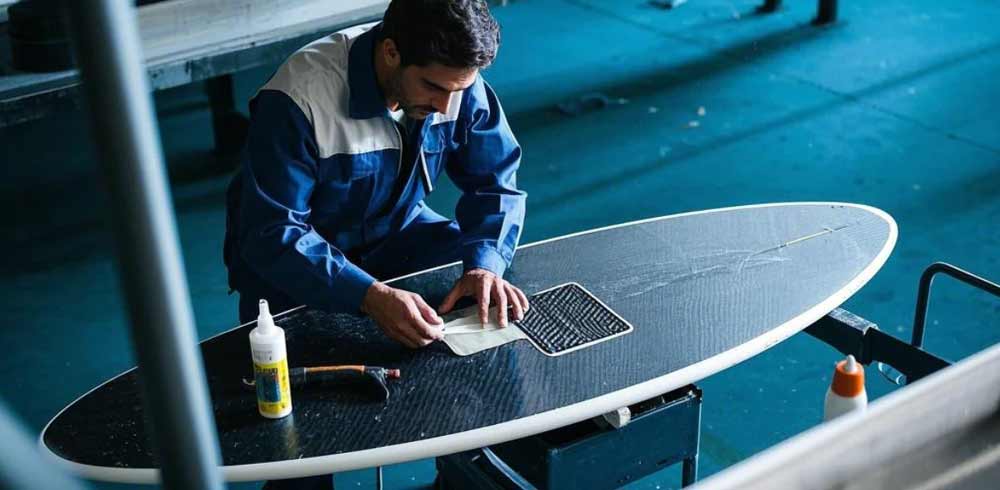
[250, 299, 292, 418]
[823, 354, 867, 421]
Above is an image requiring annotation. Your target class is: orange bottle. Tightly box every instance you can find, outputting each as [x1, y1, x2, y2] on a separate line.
[823, 354, 867, 421]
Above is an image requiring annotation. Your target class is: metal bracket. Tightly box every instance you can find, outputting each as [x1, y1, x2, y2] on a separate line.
[808, 262, 1000, 385]
[806, 308, 951, 385]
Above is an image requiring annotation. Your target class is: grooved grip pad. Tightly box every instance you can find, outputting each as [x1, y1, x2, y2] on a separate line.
[515, 283, 633, 356]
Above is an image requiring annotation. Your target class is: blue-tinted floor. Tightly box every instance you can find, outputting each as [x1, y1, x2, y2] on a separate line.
[2, 0, 998, 488]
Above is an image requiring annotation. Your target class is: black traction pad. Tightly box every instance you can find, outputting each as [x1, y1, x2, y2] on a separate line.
[515, 282, 633, 356]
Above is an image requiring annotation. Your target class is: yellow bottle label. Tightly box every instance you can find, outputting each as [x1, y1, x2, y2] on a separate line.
[253, 358, 291, 416]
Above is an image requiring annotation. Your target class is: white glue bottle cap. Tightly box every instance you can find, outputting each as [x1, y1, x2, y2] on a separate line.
[257, 299, 277, 334]
[250, 300, 286, 363]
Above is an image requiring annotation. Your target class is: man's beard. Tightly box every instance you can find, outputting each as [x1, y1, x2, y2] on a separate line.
[388, 72, 434, 119]
[403, 105, 434, 119]
[398, 95, 434, 119]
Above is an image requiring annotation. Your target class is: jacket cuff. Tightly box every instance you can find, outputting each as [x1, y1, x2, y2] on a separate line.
[463, 246, 509, 278]
[331, 263, 377, 312]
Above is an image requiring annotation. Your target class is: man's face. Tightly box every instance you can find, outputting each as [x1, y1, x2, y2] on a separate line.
[380, 41, 478, 119]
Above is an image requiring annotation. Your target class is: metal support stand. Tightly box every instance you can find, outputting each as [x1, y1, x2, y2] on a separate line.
[63, 1, 224, 489]
[205, 74, 249, 161]
[436, 386, 702, 489]
[808, 262, 1000, 386]
[912, 262, 1000, 350]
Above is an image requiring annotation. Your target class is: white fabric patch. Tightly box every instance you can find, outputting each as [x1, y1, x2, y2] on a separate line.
[440, 305, 528, 356]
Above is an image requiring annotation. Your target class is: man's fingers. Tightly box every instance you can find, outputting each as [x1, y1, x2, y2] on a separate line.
[405, 302, 440, 342]
[390, 304, 427, 347]
[513, 285, 530, 314]
[506, 283, 524, 322]
[478, 281, 491, 325]
[494, 281, 508, 327]
[412, 297, 445, 341]
[438, 285, 463, 314]
[414, 294, 443, 327]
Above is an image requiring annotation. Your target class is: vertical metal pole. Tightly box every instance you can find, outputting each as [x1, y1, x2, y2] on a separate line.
[62, 1, 225, 489]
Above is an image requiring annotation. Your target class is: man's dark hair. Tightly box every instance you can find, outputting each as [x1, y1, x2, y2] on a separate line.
[379, 0, 500, 69]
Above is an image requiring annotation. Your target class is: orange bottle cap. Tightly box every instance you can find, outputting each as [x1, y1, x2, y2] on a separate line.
[831, 355, 865, 397]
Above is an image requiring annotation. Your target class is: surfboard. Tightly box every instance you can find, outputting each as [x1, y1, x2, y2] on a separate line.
[40, 202, 896, 483]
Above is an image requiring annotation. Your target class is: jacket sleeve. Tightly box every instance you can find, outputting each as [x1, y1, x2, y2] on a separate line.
[446, 79, 527, 278]
[237, 89, 375, 312]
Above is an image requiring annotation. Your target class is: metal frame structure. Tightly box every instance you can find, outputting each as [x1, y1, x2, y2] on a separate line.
[808, 262, 1000, 388]
[912, 262, 1000, 350]
[805, 308, 951, 385]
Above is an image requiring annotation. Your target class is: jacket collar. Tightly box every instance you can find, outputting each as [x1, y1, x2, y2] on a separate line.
[347, 24, 390, 120]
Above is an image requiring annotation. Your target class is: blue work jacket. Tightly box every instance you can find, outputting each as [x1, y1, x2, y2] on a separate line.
[224, 23, 526, 313]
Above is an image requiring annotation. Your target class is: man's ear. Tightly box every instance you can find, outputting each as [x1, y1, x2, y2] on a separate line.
[381, 38, 401, 68]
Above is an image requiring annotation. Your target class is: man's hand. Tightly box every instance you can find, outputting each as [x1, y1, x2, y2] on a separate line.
[361, 282, 443, 348]
[438, 268, 529, 327]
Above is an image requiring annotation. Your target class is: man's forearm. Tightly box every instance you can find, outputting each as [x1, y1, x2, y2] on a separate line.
[242, 229, 376, 313]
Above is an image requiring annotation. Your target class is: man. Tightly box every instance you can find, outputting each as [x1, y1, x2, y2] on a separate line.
[224, 0, 527, 487]
[225, 0, 528, 344]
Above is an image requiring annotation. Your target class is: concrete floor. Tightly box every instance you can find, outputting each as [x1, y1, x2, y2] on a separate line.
[2, 0, 999, 488]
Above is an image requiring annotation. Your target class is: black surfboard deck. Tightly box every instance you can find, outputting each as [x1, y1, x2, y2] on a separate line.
[41, 202, 896, 483]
